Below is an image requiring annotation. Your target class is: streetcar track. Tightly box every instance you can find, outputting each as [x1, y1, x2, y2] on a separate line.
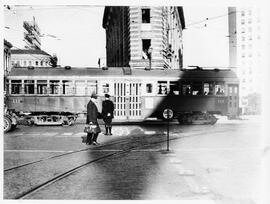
[4, 128, 229, 172]
[15, 136, 175, 199]
[4, 136, 144, 172]
[9, 129, 231, 199]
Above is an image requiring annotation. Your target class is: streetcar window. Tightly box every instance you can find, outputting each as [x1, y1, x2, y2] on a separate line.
[181, 82, 191, 95]
[49, 80, 60, 94]
[192, 82, 203, 95]
[146, 83, 153, 93]
[37, 80, 48, 94]
[215, 82, 225, 95]
[11, 80, 22, 94]
[157, 81, 167, 95]
[62, 80, 73, 95]
[169, 81, 179, 95]
[24, 80, 35, 94]
[142, 9, 150, 23]
[102, 83, 110, 94]
[204, 82, 215, 95]
[75, 80, 86, 95]
[86, 80, 97, 95]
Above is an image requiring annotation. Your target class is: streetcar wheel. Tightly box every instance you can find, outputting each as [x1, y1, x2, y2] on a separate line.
[4, 116, 12, 133]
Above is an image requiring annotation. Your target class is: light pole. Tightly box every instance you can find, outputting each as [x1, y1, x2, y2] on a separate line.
[147, 47, 153, 70]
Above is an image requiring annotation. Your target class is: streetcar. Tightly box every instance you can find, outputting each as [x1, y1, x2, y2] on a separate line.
[5, 66, 239, 125]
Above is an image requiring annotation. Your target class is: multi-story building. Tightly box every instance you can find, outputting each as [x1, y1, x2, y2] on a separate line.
[228, 7, 262, 114]
[11, 49, 52, 67]
[4, 39, 13, 96]
[102, 6, 185, 69]
[4, 39, 13, 75]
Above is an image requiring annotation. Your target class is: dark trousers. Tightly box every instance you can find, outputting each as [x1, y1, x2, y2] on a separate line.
[87, 133, 99, 143]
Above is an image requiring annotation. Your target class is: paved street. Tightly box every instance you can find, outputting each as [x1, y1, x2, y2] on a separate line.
[3, 116, 264, 203]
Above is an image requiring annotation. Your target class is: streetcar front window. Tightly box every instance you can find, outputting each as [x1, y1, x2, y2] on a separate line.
[215, 82, 226, 95]
[11, 80, 22, 94]
[37, 80, 48, 95]
[24, 80, 35, 94]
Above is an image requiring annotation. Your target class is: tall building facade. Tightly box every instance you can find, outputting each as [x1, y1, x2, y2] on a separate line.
[102, 6, 185, 69]
[4, 39, 13, 75]
[228, 7, 262, 114]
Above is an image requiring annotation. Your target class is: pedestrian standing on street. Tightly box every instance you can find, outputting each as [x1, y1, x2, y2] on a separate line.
[102, 94, 115, 135]
[86, 93, 101, 145]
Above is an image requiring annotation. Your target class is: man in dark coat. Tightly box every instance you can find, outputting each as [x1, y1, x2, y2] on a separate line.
[102, 94, 114, 135]
[86, 93, 101, 145]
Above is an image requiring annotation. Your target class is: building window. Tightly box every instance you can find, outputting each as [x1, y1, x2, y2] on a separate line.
[142, 39, 151, 59]
[29, 61, 32, 66]
[142, 9, 150, 23]
[24, 61, 27, 66]
[35, 61, 39, 66]
[41, 61, 43, 66]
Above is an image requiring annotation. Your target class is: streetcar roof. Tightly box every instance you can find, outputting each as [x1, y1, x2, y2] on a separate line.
[8, 67, 238, 80]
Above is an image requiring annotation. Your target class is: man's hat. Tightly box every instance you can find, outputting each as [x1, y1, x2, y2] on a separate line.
[91, 93, 98, 99]
[105, 94, 110, 98]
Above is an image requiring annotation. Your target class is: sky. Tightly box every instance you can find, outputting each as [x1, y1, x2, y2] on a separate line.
[4, 5, 230, 68]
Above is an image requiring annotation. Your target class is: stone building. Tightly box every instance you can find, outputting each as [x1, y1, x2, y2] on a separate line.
[228, 7, 262, 114]
[4, 39, 13, 75]
[4, 39, 13, 96]
[11, 49, 52, 67]
[102, 6, 185, 69]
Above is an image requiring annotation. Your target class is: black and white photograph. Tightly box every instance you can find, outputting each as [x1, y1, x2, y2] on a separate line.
[2, 0, 270, 203]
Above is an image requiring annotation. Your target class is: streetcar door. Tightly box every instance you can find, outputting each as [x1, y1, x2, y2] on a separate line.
[114, 81, 142, 120]
[227, 84, 239, 117]
[114, 82, 127, 120]
[128, 82, 142, 120]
